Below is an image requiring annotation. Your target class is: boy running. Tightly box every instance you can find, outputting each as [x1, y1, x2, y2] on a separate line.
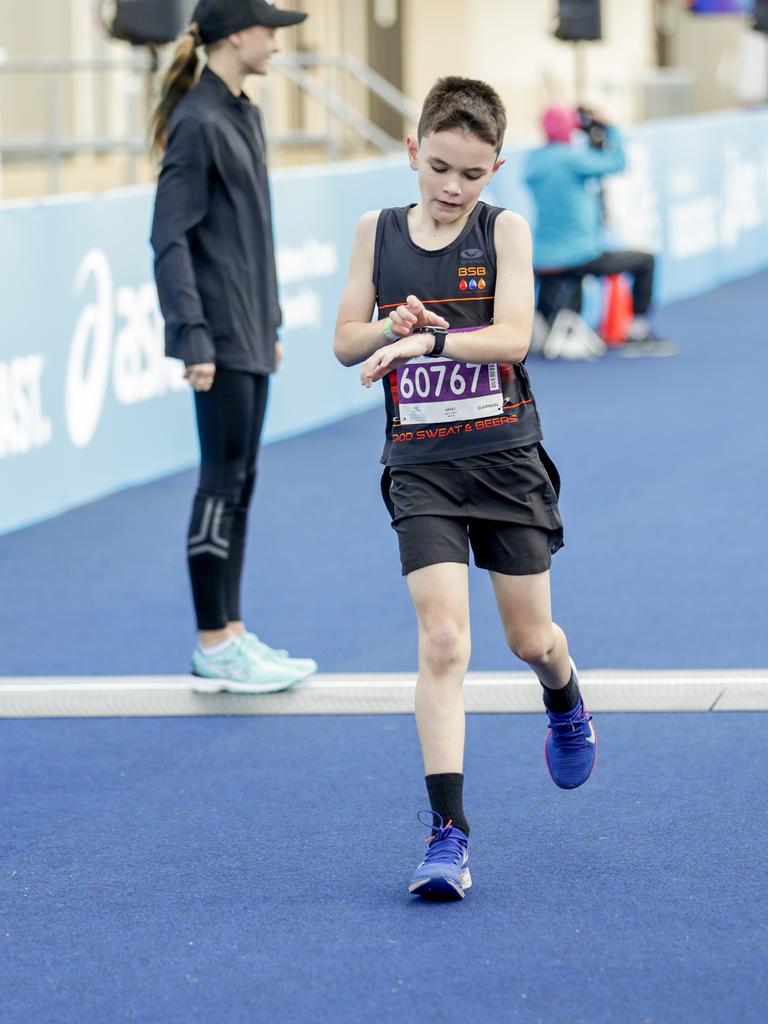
[333, 78, 596, 900]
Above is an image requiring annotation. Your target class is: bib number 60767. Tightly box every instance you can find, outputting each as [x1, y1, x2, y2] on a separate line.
[399, 362, 482, 400]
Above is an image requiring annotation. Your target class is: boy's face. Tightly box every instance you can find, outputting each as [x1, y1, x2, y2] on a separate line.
[407, 129, 504, 223]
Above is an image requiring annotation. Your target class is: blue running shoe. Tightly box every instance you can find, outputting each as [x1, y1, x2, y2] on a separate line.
[408, 812, 471, 900]
[545, 696, 597, 790]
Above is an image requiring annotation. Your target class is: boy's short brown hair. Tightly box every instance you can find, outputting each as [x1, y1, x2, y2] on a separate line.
[417, 76, 507, 154]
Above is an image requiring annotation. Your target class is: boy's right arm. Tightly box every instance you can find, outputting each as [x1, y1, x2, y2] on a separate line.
[333, 211, 389, 367]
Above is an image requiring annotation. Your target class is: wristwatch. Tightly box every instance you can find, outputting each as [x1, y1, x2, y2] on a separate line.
[414, 326, 448, 357]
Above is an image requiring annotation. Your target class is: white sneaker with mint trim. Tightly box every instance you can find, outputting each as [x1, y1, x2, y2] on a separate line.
[191, 636, 305, 694]
[241, 632, 317, 680]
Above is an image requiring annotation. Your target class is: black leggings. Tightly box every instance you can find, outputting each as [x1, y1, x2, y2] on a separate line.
[537, 250, 655, 322]
[188, 369, 269, 631]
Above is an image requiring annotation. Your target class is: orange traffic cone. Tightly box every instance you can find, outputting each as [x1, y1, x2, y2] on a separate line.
[599, 274, 633, 346]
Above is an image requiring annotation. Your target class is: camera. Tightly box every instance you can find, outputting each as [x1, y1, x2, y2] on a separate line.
[576, 107, 608, 149]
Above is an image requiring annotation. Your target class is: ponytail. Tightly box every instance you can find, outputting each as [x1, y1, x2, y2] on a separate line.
[149, 25, 201, 160]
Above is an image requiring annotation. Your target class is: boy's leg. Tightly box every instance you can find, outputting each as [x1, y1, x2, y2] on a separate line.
[407, 562, 471, 773]
[406, 560, 473, 898]
[406, 561, 471, 832]
[490, 568, 596, 789]
[489, 569, 571, 691]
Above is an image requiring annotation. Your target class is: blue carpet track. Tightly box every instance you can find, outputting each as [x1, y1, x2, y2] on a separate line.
[1, 712, 766, 1023]
[1, 270, 767, 674]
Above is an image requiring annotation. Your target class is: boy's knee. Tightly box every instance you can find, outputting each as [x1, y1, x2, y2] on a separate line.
[508, 628, 556, 666]
[422, 622, 470, 674]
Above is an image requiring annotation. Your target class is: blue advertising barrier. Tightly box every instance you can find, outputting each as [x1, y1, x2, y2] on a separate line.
[1, 110, 767, 535]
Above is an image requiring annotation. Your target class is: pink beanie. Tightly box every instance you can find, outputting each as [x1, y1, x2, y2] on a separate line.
[542, 105, 579, 143]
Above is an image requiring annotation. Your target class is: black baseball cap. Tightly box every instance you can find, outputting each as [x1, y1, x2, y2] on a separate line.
[193, 0, 308, 44]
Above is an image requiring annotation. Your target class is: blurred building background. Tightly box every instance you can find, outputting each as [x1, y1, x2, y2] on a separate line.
[2, 0, 767, 537]
[0, 0, 766, 199]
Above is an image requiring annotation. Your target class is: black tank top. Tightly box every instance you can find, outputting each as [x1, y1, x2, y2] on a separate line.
[373, 201, 542, 466]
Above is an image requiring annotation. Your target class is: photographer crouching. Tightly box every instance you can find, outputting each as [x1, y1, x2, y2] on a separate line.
[524, 105, 676, 357]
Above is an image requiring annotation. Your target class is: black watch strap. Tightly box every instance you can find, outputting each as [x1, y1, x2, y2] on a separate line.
[415, 326, 447, 357]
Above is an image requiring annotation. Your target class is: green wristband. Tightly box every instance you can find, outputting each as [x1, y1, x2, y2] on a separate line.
[382, 317, 399, 342]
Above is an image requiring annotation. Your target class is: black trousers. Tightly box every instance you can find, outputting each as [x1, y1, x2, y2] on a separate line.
[188, 369, 269, 631]
[537, 250, 655, 322]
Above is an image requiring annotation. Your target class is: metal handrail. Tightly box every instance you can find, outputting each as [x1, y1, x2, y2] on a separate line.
[0, 133, 329, 155]
[275, 51, 419, 124]
[0, 53, 419, 126]
[0, 50, 414, 194]
[272, 57, 401, 153]
[0, 56, 151, 72]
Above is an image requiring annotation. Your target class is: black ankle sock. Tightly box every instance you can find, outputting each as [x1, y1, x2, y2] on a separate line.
[541, 671, 580, 714]
[425, 773, 470, 836]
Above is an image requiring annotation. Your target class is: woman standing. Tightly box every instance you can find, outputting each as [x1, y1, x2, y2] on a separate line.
[150, 0, 316, 692]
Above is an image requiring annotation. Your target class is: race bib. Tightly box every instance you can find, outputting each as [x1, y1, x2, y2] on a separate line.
[396, 356, 502, 425]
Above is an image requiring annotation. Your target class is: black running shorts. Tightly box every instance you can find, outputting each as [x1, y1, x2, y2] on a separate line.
[381, 445, 564, 577]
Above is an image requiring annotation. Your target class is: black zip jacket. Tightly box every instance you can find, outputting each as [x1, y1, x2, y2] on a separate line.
[150, 67, 281, 373]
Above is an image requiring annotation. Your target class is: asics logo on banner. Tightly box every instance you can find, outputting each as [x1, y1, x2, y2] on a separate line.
[0, 355, 53, 460]
[66, 249, 186, 449]
[188, 497, 230, 559]
[460, 248, 484, 261]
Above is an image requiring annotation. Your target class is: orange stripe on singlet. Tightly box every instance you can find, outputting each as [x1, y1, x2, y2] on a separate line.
[378, 295, 495, 310]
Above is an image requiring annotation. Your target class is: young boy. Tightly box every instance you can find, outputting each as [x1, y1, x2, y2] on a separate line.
[333, 77, 596, 900]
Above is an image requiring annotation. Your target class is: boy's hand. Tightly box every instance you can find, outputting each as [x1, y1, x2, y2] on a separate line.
[361, 335, 435, 387]
[387, 294, 449, 337]
[361, 294, 449, 386]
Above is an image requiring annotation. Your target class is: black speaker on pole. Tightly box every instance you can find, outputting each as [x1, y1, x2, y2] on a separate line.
[103, 0, 197, 46]
[554, 0, 602, 42]
[754, 0, 768, 34]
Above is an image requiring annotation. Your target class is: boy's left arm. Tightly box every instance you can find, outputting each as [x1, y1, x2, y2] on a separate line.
[438, 211, 533, 365]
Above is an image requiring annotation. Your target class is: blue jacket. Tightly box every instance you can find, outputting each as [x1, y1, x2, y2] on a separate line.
[524, 126, 626, 269]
